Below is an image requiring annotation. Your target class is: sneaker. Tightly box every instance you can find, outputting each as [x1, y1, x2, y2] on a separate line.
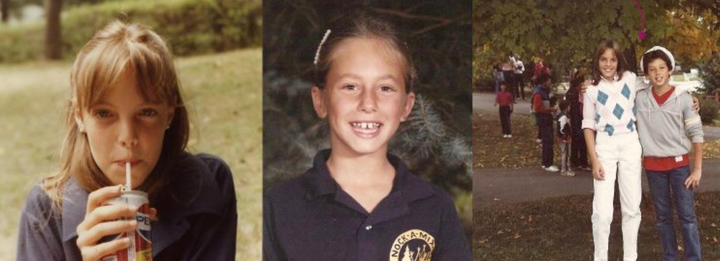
[507, 134, 512, 138]
[544, 166, 559, 172]
[536, 138, 542, 143]
[502, 134, 508, 138]
[560, 171, 575, 177]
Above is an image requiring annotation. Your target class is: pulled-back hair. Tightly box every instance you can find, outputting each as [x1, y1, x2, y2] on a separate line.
[592, 40, 629, 86]
[42, 21, 189, 210]
[313, 10, 415, 92]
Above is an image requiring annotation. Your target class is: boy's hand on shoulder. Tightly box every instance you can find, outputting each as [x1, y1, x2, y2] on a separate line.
[685, 169, 702, 190]
[581, 80, 592, 94]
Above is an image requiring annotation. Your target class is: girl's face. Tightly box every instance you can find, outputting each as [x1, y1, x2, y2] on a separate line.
[647, 58, 672, 88]
[598, 49, 618, 80]
[312, 37, 415, 157]
[76, 69, 174, 188]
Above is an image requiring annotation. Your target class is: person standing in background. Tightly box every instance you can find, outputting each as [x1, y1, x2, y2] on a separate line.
[511, 55, 525, 100]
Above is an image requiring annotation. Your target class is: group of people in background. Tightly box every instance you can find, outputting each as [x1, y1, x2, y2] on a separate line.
[491, 40, 705, 261]
[494, 55, 583, 176]
[494, 55, 551, 138]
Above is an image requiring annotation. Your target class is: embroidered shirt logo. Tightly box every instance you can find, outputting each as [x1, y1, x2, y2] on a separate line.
[389, 229, 435, 261]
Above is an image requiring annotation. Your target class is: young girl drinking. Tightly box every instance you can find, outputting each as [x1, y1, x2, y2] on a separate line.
[16, 21, 237, 261]
[263, 12, 471, 261]
[582, 40, 643, 261]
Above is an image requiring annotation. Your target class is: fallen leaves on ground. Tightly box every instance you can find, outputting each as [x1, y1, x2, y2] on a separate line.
[474, 192, 720, 260]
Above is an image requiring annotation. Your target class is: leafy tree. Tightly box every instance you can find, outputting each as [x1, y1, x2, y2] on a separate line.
[698, 52, 720, 96]
[663, 6, 719, 70]
[473, 0, 677, 83]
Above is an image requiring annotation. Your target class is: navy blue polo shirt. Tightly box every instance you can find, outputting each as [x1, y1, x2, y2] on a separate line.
[263, 150, 471, 261]
[16, 153, 237, 261]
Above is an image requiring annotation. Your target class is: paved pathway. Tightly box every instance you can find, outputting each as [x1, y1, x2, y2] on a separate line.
[474, 161, 720, 209]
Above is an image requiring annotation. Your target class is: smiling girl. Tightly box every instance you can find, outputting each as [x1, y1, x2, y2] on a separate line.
[263, 11, 471, 261]
[582, 40, 643, 261]
[17, 21, 237, 261]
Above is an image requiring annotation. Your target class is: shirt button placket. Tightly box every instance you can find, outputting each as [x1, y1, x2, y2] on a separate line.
[358, 223, 377, 260]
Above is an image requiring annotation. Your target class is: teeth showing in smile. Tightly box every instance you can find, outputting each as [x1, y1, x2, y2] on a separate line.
[351, 122, 382, 129]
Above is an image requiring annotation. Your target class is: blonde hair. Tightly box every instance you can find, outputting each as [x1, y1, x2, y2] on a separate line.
[42, 21, 190, 210]
[314, 10, 416, 92]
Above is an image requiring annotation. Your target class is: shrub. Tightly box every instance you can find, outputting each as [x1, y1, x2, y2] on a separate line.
[699, 98, 719, 124]
[0, 0, 261, 63]
[699, 54, 720, 96]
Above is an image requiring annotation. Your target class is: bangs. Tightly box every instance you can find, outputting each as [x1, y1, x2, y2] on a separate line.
[71, 22, 178, 110]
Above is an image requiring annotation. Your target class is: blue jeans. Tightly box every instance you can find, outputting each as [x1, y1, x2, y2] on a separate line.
[646, 166, 702, 261]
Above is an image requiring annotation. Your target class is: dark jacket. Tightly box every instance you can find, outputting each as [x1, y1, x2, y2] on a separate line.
[16, 152, 237, 261]
[263, 150, 471, 261]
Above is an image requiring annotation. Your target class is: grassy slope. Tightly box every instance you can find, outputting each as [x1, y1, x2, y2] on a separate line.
[0, 49, 261, 260]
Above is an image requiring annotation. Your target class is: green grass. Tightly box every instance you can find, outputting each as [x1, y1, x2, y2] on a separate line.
[0, 0, 261, 63]
[0, 49, 261, 260]
[475, 192, 720, 260]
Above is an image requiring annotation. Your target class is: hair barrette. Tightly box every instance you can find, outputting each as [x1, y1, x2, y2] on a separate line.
[314, 29, 332, 66]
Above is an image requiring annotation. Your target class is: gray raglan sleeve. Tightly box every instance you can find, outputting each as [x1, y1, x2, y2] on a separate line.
[16, 185, 65, 261]
[682, 94, 704, 143]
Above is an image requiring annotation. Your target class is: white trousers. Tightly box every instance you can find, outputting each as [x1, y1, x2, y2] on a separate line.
[592, 131, 642, 261]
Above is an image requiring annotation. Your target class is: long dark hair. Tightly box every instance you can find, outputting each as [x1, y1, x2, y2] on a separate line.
[591, 40, 629, 86]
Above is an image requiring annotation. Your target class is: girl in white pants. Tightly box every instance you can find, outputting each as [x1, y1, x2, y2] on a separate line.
[582, 40, 643, 261]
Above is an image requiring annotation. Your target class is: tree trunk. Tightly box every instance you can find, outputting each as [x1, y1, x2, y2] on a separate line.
[1, 0, 9, 23]
[624, 46, 638, 74]
[45, 0, 63, 60]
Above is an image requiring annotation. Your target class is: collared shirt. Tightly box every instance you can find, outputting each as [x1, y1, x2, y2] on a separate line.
[582, 71, 642, 136]
[16, 152, 237, 261]
[263, 150, 471, 261]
